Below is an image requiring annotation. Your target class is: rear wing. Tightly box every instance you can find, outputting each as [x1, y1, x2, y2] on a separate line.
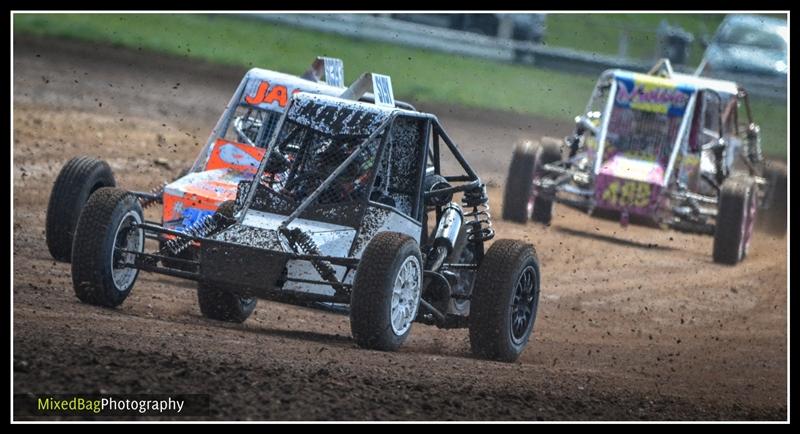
[340, 72, 396, 108]
[648, 58, 675, 78]
[301, 56, 345, 88]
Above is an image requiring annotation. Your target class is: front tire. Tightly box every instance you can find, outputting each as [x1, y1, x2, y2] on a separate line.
[469, 239, 541, 362]
[71, 188, 143, 307]
[713, 176, 757, 265]
[350, 232, 422, 351]
[197, 282, 256, 323]
[46, 156, 116, 262]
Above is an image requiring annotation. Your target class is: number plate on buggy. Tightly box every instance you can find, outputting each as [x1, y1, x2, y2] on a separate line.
[594, 174, 660, 215]
[600, 180, 652, 208]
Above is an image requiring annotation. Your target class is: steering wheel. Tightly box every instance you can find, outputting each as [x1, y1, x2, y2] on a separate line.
[282, 171, 354, 204]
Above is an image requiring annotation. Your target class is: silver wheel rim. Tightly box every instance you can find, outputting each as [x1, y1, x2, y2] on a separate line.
[111, 210, 144, 291]
[390, 255, 421, 336]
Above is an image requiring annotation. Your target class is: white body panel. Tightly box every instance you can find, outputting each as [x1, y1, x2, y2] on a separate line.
[242, 209, 357, 258]
[350, 205, 422, 259]
[241, 209, 357, 297]
[379, 211, 422, 243]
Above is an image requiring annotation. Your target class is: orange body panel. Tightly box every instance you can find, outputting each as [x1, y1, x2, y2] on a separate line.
[162, 140, 264, 229]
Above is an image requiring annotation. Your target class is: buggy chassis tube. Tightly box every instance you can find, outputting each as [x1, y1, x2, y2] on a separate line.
[431, 120, 480, 181]
[126, 252, 356, 300]
[424, 180, 481, 201]
[418, 270, 450, 324]
[117, 215, 361, 285]
[129, 191, 162, 203]
[136, 222, 200, 240]
[118, 244, 359, 298]
[419, 299, 446, 323]
[135, 223, 359, 267]
[416, 246, 455, 325]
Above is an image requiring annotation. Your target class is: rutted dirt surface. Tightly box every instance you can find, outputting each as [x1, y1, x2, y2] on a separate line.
[13, 35, 787, 420]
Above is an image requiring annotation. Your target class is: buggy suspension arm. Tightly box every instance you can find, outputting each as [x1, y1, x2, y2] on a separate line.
[416, 246, 453, 324]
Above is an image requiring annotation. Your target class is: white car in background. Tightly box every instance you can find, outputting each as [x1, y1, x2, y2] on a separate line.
[701, 14, 787, 78]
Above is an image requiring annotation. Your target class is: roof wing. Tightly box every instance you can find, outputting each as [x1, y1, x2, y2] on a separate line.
[647, 58, 674, 78]
[301, 56, 345, 88]
[340, 73, 396, 108]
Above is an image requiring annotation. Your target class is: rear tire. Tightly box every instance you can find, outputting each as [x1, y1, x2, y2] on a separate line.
[502, 142, 537, 223]
[71, 188, 143, 307]
[530, 138, 562, 224]
[46, 156, 116, 262]
[350, 232, 422, 352]
[197, 282, 256, 323]
[713, 176, 757, 265]
[469, 239, 541, 362]
[760, 160, 786, 236]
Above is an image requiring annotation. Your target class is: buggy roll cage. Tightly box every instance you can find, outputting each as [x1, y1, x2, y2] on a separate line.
[572, 62, 762, 191]
[580, 70, 699, 189]
[240, 94, 483, 227]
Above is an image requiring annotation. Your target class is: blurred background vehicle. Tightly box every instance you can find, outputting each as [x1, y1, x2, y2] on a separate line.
[699, 14, 788, 77]
[389, 13, 547, 44]
[656, 20, 695, 66]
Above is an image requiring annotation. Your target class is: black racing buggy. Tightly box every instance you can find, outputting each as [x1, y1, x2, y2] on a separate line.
[70, 73, 542, 362]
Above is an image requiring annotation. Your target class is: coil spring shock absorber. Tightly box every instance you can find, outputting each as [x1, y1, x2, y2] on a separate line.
[462, 184, 495, 242]
[162, 214, 221, 255]
[281, 227, 343, 291]
[745, 123, 764, 165]
[138, 182, 166, 209]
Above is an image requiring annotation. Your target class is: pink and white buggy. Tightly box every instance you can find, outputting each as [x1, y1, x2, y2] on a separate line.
[502, 59, 786, 265]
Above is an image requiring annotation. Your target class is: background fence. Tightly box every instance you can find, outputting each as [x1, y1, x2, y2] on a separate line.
[248, 13, 786, 101]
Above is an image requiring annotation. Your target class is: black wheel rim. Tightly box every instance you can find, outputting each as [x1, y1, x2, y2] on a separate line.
[510, 265, 538, 344]
[240, 297, 255, 310]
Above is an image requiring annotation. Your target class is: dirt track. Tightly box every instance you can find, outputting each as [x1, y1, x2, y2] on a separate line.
[12, 35, 787, 421]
